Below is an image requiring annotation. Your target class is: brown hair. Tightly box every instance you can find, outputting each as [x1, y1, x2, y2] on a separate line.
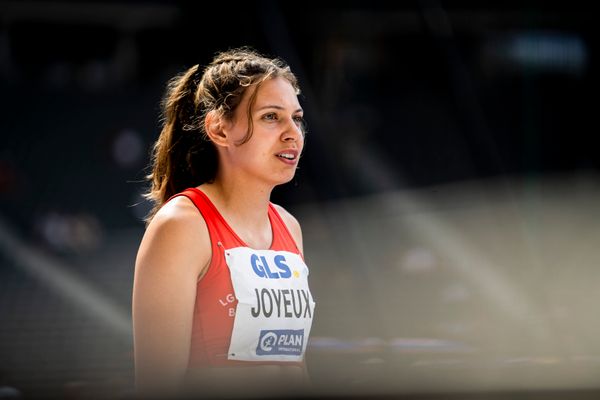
[142, 47, 301, 225]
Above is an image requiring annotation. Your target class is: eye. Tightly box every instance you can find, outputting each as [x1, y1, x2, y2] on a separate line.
[262, 112, 278, 121]
[293, 115, 304, 126]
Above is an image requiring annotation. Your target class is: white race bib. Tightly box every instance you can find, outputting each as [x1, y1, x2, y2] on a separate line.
[224, 247, 315, 362]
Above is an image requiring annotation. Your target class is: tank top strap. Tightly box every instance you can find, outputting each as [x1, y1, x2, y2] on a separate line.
[268, 203, 302, 256]
[165, 187, 245, 250]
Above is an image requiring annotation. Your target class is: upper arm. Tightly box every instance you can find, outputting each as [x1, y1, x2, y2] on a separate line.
[132, 196, 210, 395]
[273, 204, 304, 255]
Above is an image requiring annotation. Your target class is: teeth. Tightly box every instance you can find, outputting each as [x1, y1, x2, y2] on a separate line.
[278, 153, 295, 160]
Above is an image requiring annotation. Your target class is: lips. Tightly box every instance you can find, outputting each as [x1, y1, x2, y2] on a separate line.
[275, 149, 299, 164]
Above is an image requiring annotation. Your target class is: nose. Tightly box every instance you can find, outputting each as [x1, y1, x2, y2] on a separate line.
[281, 117, 304, 142]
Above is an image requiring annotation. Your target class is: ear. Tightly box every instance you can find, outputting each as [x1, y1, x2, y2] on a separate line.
[204, 110, 229, 147]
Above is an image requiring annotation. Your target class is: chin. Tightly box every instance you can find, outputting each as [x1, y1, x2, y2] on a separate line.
[273, 173, 296, 186]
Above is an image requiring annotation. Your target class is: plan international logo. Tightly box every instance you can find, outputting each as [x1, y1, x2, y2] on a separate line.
[256, 329, 304, 356]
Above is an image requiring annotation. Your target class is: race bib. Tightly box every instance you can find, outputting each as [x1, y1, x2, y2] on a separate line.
[224, 247, 315, 362]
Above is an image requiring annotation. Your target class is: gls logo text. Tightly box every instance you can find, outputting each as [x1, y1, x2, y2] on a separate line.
[251, 254, 292, 279]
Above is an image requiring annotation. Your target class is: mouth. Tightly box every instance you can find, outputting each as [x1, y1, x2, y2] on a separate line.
[275, 149, 299, 165]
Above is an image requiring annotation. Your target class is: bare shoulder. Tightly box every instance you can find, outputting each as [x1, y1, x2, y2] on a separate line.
[272, 203, 301, 232]
[138, 195, 211, 280]
[272, 203, 303, 254]
[147, 196, 207, 240]
[152, 195, 202, 223]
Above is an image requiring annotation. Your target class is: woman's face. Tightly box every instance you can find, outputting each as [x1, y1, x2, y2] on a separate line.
[220, 76, 305, 186]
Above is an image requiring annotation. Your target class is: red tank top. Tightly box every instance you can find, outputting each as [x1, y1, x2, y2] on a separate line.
[165, 187, 307, 368]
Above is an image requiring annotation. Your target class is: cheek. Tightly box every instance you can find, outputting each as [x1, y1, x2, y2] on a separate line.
[228, 117, 251, 143]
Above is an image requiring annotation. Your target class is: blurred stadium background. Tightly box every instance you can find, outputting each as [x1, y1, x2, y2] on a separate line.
[1, 1, 599, 399]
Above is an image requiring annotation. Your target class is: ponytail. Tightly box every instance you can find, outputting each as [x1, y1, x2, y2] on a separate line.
[142, 65, 217, 225]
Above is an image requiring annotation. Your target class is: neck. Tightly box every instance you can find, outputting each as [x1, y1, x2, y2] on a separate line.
[200, 172, 274, 231]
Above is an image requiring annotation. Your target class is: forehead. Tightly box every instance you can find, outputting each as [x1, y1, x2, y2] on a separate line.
[250, 76, 300, 110]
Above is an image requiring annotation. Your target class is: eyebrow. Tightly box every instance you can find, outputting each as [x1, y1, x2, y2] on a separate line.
[255, 105, 303, 113]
